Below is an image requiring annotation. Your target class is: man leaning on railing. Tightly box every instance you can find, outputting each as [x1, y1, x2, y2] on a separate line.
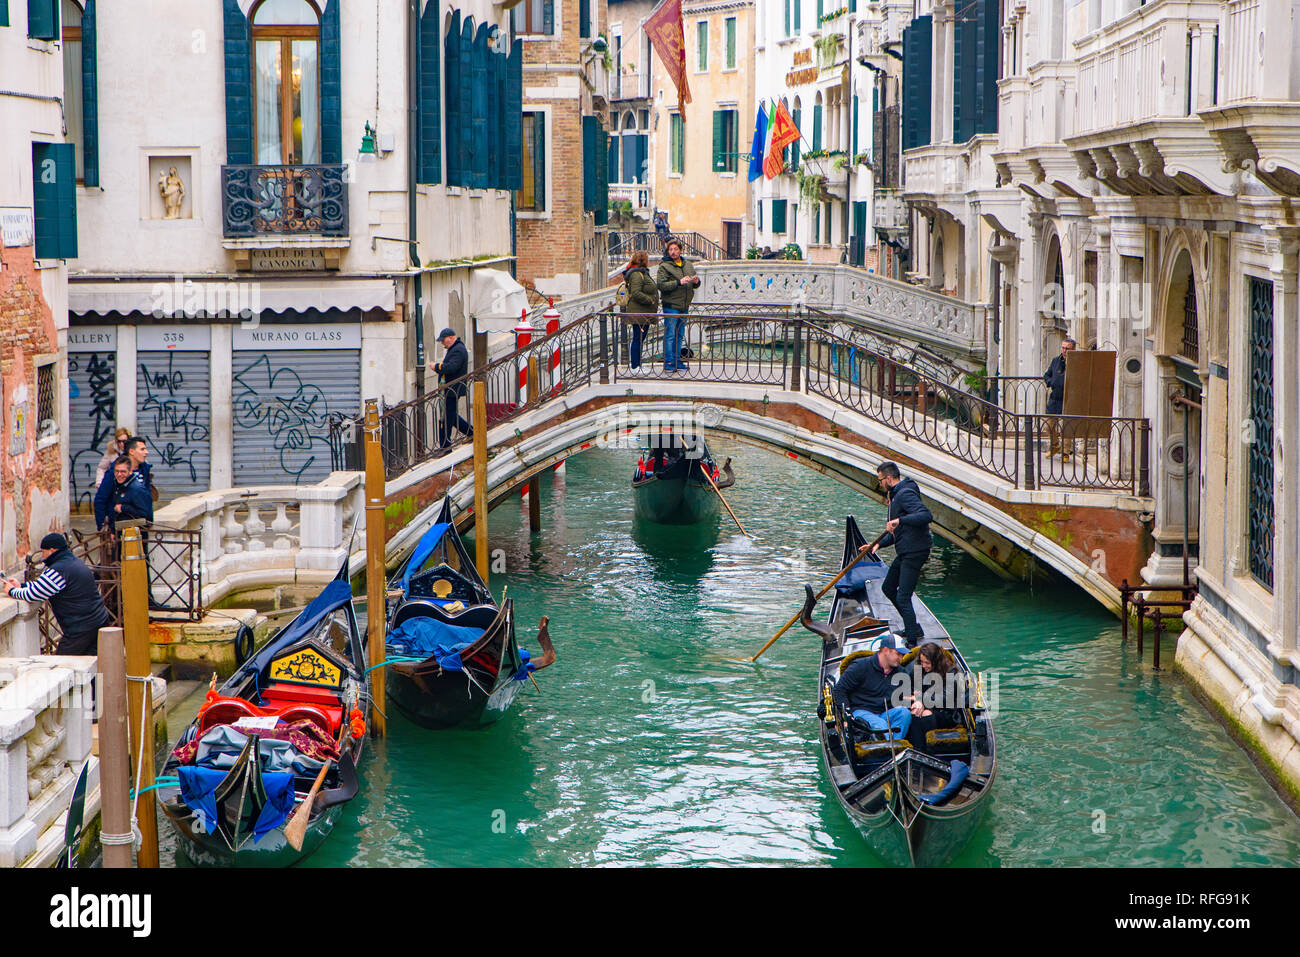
[5, 533, 112, 656]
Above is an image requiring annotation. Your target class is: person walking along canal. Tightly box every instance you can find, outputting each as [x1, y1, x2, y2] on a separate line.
[657, 238, 700, 373]
[868, 461, 933, 646]
[4, 533, 112, 655]
[1043, 337, 1076, 458]
[430, 328, 473, 451]
[621, 250, 659, 370]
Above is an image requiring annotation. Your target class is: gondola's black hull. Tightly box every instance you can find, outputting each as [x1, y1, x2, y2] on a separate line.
[162, 790, 345, 867]
[632, 474, 720, 525]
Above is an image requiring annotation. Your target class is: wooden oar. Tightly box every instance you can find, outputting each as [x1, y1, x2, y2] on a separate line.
[701, 460, 748, 537]
[743, 537, 884, 663]
[285, 721, 347, 852]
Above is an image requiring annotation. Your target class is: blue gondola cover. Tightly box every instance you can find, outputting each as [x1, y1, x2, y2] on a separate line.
[386, 616, 484, 670]
[401, 522, 452, 590]
[177, 766, 296, 842]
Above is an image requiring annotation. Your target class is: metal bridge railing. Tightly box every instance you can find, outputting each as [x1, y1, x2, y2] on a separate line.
[340, 305, 1150, 496]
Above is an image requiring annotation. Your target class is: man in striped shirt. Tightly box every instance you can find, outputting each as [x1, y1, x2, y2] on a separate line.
[5, 533, 112, 655]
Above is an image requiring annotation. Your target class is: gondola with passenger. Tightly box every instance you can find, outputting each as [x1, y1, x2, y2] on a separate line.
[384, 498, 555, 729]
[158, 561, 368, 867]
[803, 516, 996, 867]
[631, 432, 734, 525]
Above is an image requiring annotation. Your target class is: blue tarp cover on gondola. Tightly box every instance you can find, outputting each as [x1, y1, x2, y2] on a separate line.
[238, 579, 354, 679]
[835, 560, 890, 592]
[176, 765, 297, 842]
[401, 522, 452, 591]
[386, 616, 484, 671]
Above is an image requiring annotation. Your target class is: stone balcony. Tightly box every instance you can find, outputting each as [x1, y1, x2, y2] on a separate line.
[1199, 0, 1300, 197]
[994, 64, 1090, 200]
[1063, 0, 1231, 195]
[903, 135, 1002, 224]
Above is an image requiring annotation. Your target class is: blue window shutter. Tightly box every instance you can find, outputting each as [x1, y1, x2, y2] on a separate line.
[582, 115, 597, 210]
[28, 0, 57, 40]
[33, 143, 78, 259]
[320, 0, 342, 164]
[595, 122, 609, 225]
[493, 34, 506, 189]
[418, 0, 442, 184]
[478, 25, 495, 189]
[543, 0, 553, 35]
[902, 16, 932, 151]
[81, 0, 99, 187]
[444, 10, 461, 185]
[0, 1, 9, 28]
[611, 135, 622, 184]
[505, 39, 522, 190]
[975, 0, 1000, 135]
[222, 0, 252, 165]
[579, 0, 590, 38]
[466, 21, 483, 189]
[637, 134, 648, 184]
[952, 4, 974, 142]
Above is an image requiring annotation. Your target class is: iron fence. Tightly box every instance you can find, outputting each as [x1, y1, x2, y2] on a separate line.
[221, 164, 349, 238]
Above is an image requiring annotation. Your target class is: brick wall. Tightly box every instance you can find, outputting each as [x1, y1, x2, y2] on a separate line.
[0, 245, 66, 566]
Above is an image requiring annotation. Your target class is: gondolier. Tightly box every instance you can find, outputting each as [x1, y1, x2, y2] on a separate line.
[4, 533, 112, 655]
[868, 462, 933, 646]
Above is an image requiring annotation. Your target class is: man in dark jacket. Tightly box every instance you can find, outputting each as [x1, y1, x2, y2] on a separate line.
[656, 239, 700, 373]
[831, 633, 912, 739]
[430, 328, 473, 450]
[125, 435, 155, 499]
[105, 456, 153, 534]
[5, 533, 112, 655]
[869, 461, 934, 646]
[1043, 337, 1076, 456]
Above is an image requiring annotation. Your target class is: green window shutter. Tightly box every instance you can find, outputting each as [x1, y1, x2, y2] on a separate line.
[726, 17, 735, 69]
[817, 0, 823, 22]
[791, 202, 797, 239]
[32, 142, 77, 259]
[813, 203, 820, 243]
[222, 0, 252, 165]
[82, 0, 99, 187]
[757, 199, 763, 231]
[28, 0, 56, 40]
[469, 22, 486, 189]
[671, 113, 684, 173]
[851, 93, 858, 157]
[543, 0, 554, 35]
[791, 108, 801, 167]
[794, 0, 800, 33]
[772, 199, 786, 234]
[783, 0, 789, 37]
[533, 113, 547, 209]
[813, 103, 822, 151]
[953, 3, 974, 143]
[582, 114, 597, 210]
[712, 110, 725, 172]
[697, 21, 707, 71]
[505, 39, 523, 190]
[418, 0, 442, 184]
[902, 16, 932, 151]
[579, 0, 590, 38]
[595, 122, 609, 225]
[975, 0, 1000, 135]
[320, 0, 342, 164]
[444, 10, 461, 185]
[0, 1, 9, 28]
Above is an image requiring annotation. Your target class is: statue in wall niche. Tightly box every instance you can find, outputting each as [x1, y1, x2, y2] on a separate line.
[158, 166, 185, 219]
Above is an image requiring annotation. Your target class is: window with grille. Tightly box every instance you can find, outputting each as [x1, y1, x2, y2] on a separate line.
[36, 361, 57, 440]
[517, 111, 546, 211]
[1247, 276, 1274, 590]
[1180, 283, 1199, 361]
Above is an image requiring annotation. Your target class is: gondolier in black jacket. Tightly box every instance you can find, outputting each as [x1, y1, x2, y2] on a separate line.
[430, 328, 474, 451]
[868, 462, 933, 646]
[4, 533, 112, 655]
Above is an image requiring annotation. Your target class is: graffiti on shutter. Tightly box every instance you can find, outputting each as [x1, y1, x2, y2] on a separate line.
[137, 351, 212, 500]
[68, 350, 116, 512]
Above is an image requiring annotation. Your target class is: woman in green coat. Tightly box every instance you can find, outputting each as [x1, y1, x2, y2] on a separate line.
[622, 250, 659, 369]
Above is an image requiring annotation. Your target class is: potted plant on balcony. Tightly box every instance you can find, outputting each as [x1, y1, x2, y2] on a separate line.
[796, 168, 828, 206]
[816, 33, 843, 71]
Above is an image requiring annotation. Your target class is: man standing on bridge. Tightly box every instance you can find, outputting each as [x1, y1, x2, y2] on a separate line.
[430, 328, 473, 451]
[868, 461, 933, 647]
[1044, 337, 1076, 458]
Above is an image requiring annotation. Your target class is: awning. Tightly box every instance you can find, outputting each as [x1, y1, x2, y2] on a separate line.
[466, 267, 529, 333]
[68, 278, 397, 320]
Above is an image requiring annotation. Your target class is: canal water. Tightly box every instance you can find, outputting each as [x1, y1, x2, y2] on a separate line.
[168, 441, 1300, 866]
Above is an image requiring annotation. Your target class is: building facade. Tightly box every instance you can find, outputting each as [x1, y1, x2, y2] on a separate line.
[608, 0, 658, 232]
[64, 0, 520, 508]
[0, 0, 74, 574]
[901, 0, 1300, 798]
[514, 0, 611, 296]
[648, 0, 754, 258]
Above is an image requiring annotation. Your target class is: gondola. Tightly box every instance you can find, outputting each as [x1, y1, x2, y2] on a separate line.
[631, 433, 734, 525]
[802, 516, 996, 867]
[384, 498, 555, 729]
[158, 561, 368, 867]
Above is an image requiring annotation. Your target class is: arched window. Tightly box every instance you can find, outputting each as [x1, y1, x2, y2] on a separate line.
[62, 0, 84, 181]
[251, 0, 321, 165]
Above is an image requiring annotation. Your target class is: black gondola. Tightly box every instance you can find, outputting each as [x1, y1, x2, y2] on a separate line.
[384, 498, 555, 729]
[631, 433, 734, 525]
[802, 516, 996, 867]
[158, 562, 368, 867]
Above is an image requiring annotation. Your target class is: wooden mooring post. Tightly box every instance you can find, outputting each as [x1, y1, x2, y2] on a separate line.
[473, 382, 490, 585]
[97, 626, 132, 868]
[364, 400, 387, 737]
[121, 527, 158, 867]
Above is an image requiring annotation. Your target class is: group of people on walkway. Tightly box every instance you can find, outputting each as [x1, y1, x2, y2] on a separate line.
[92, 429, 155, 533]
[619, 238, 701, 373]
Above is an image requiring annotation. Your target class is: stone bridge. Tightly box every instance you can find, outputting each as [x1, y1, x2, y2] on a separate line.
[372, 308, 1154, 614]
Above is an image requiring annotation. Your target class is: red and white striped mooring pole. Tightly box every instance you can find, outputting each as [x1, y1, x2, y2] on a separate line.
[543, 298, 565, 475]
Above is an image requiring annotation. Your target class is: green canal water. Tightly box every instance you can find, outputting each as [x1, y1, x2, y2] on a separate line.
[169, 442, 1300, 867]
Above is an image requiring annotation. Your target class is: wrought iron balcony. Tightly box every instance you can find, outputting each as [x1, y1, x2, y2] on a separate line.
[221, 164, 349, 239]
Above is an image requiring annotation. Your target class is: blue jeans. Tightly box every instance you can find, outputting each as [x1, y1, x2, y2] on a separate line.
[663, 308, 686, 370]
[852, 707, 912, 740]
[627, 323, 648, 368]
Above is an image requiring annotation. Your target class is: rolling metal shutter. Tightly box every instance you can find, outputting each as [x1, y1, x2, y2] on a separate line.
[136, 350, 212, 501]
[231, 348, 361, 486]
[68, 348, 116, 512]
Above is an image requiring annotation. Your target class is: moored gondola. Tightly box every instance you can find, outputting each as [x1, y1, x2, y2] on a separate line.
[158, 562, 368, 867]
[384, 498, 555, 729]
[631, 433, 734, 525]
[803, 516, 996, 867]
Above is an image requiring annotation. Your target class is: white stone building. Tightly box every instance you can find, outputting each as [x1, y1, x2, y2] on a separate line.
[65, 0, 522, 509]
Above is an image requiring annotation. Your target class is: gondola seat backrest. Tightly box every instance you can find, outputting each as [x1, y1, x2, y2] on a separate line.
[196, 693, 340, 737]
[391, 599, 499, 632]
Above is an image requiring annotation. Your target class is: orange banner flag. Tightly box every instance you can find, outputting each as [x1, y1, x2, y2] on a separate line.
[764, 101, 800, 179]
[645, 0, 691, 114]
